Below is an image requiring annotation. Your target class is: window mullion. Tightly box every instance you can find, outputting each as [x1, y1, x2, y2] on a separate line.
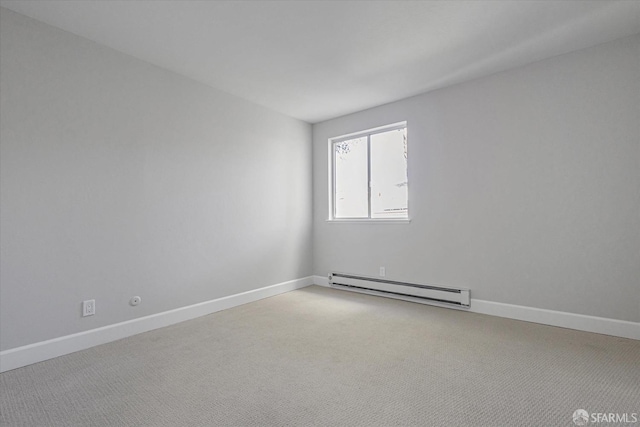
[367, 134, 372, 219]
[332, 142, 336, 220]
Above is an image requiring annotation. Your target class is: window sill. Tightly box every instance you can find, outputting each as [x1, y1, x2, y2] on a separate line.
[326, 219, 411, 224]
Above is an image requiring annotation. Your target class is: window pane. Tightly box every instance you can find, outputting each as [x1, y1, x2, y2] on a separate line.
[370, 128, 408, 219]
[334, 137, 368, 218]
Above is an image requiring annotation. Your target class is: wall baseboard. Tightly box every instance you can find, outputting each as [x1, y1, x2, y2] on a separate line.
[313, 275, 330, 287]
[469, 299, 639, 340]
[0, 277, 314, 373]
[3, 275, 636, 373]
[312, 275, 639, 340]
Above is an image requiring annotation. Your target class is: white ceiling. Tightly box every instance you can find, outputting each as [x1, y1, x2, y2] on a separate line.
[2, 1, 639, 123]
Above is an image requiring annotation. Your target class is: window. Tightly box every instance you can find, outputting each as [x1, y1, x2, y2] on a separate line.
[329, 122, 408, 220]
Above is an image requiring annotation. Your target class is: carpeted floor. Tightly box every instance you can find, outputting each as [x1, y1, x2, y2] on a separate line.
[1, 285, 639, 426]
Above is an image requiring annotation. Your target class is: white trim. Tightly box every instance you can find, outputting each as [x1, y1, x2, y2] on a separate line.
[329, 121, 407, 144]
[325, 219, 411, 224]
[0, 277, 314, 373]
[313, 275, 330, 287]
[469, 299, 639, 340]
[313, 275, 638, 340]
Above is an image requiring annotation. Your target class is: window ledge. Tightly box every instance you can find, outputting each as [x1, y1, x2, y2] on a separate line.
[326, 219, 411, 224]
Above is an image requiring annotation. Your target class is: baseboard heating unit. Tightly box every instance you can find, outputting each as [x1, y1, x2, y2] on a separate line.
[329, 273, 470, 309]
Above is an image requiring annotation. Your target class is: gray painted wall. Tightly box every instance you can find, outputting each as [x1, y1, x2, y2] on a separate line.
[313, 34, 640, 323]
[1, 7, 638, 354]
[0, 9, 312, 351]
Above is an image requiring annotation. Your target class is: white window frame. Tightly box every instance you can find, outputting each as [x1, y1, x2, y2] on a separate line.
[328, 121, 409, 222]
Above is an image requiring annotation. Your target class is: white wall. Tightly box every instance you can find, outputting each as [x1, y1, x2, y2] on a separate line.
[313, 34, 640, 323]
[1, 6, 638, 357]
[0, 9, 312, 351]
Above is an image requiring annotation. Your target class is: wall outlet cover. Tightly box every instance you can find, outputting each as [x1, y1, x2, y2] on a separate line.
[82, 299, 95, 317]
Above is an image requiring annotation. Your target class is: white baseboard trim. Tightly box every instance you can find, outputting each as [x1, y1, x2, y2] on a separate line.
[0, 276, 314, 373]
[312, 275, 638, 340]
[313, 275, 330, 287]
[469, 299, 639, 340]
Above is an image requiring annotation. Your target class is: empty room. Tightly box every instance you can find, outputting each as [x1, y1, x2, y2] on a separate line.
[1, 1, 639, 426]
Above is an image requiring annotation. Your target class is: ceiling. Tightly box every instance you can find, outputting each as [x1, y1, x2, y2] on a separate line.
[1, 1, 639, 123]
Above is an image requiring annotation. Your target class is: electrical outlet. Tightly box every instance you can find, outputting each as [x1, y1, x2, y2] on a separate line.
[379, 267, 386, 277]
[82, 299, 95, 317]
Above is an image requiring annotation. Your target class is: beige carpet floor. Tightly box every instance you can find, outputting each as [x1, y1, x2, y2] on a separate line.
[1, 285, 639, 426]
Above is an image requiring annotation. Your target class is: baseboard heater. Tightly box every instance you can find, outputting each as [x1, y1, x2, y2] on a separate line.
[329, 273, 470, 309]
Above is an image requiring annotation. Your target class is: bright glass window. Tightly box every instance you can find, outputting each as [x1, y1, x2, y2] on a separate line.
[330, 122, 408, 220]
